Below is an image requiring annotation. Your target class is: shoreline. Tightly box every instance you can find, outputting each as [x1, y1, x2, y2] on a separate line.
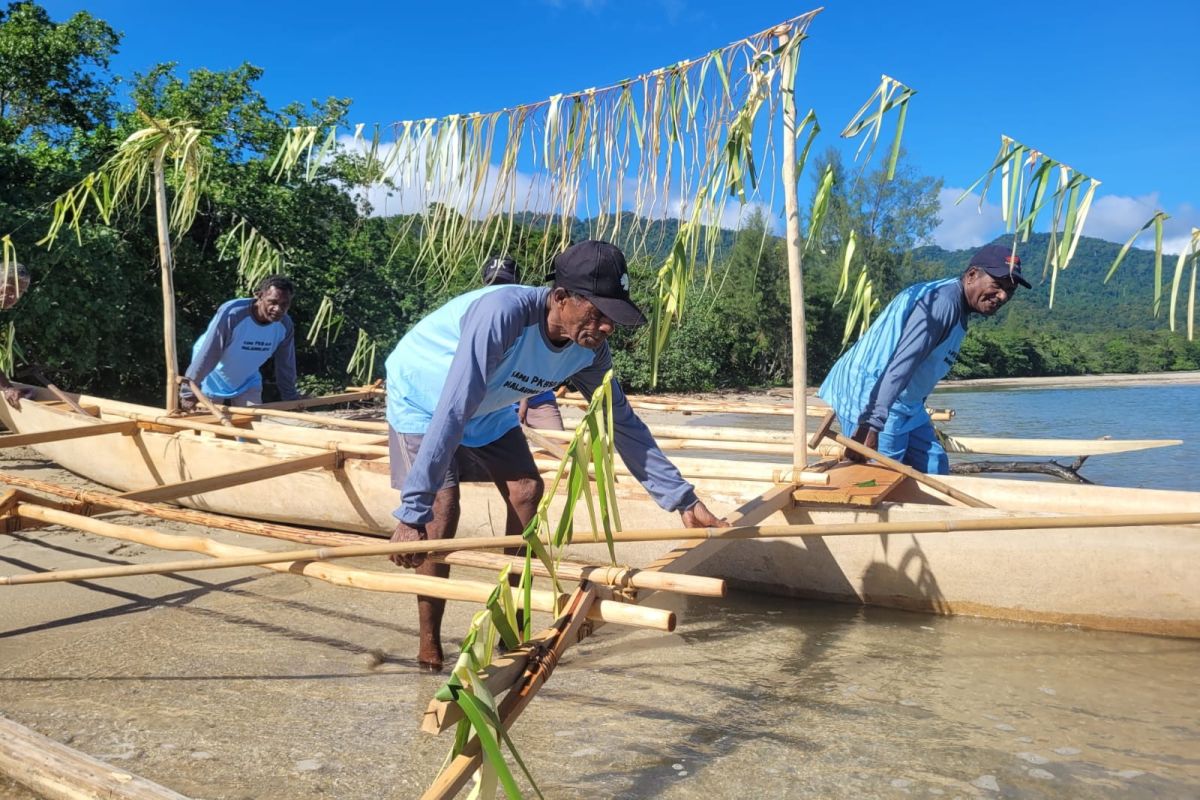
[938, 370, 1200, 391]
[632, 370, 1200, 408]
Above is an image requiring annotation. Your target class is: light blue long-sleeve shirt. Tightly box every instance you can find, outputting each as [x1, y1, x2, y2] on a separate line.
[386, 285, 698, 525]
[819, 278, 970, 435]
[184, 299, 298, 400]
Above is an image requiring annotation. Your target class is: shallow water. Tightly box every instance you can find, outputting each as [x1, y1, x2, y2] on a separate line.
[699, 382, 1200, 491]
[527, 592, 1200, 799]
[929, 383, 1200, 491]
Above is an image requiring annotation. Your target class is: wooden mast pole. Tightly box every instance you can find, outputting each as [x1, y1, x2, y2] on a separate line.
[776, 25, 808, 475]
[153, 146, 180, 414]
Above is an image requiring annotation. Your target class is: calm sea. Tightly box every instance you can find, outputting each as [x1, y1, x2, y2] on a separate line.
[929, 383, 1200, 491]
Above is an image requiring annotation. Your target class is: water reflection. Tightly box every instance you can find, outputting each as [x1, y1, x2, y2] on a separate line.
[523, 595, 1200, 799]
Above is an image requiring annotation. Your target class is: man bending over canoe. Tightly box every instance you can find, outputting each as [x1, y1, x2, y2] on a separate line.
[818, 243, 1029, 474]
[386, 240, 727, 671]
[180, 275, 301, 410]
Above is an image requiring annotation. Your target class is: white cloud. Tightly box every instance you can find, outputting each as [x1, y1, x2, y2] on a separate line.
[1083, 194, 1198, 255]
[932, 187, 1002, 250]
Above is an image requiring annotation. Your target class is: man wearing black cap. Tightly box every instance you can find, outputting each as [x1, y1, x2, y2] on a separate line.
[384, 240, 727, 670]
[818, 243, 1029, 474]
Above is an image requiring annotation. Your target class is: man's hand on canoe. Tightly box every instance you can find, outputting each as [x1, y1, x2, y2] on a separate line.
[680, 500, 728, 529]
[1, 385, 29, 410]
[846, 424, 878, 464]
[390, 521, 429, 569]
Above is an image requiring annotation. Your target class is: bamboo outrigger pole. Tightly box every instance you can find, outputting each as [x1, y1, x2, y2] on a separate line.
[777, 25, 809, 474]
[10, 505, 1199, 588]
[6, 503, 674, 632]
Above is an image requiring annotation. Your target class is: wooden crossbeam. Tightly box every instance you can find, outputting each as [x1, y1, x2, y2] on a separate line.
[0, 420, 138, 449]
[118, 451, 341, 504]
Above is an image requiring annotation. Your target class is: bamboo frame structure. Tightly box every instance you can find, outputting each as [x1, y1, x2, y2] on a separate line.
[420, 586, 598, 800]
[0, 419, 139, 448]
[5, 502, 674, 632]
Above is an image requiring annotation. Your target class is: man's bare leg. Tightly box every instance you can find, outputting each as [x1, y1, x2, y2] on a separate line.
[495, 475, 543, 633]
[390, 485, 460, 671]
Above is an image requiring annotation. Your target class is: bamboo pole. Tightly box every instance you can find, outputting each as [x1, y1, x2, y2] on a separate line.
[557, 394, 800, 416]
[208, 405, 386, 432]
[0, 715, 192, 800]
[531, 425, 791, 455]
[28, 368, 93, 417]
[118, 451, 340, 504]
[421, 585, 597, 800]
[432, 551, 725, 597]
[0, 420, 138, 449]
[0, 473, 723, 597]
[251, 390, 380, 411]
[0, 473, 371, 546]
[641, 482, 796, 575]
[7, 504, 672, 632]
[152, 148, 179, 414]
[100, 408, 390, 457]
[13, 503, 1199, 584]
[776, 25, 809, 474]
[532, 454, 829, 485]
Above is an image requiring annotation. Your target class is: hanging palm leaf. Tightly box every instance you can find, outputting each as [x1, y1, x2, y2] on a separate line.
[1104, 211, 1169, 315]
[839, 74, 916, 181]
[345, 328, 378, 385]
[217, 216, 291, 292]
[958, 135, 1100, 308]
[268, 12, 823, 384]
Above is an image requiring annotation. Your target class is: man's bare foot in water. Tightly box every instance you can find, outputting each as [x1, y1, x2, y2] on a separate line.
[417, 635, 444, 673]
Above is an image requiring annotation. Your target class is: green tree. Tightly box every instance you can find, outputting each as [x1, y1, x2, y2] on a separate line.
[0, 1, 118, 143]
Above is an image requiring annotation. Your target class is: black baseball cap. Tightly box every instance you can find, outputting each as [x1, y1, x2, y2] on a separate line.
[548, 241, 646, 326]
[970, 244, 1031, 288]
[481, 255, 518, 285]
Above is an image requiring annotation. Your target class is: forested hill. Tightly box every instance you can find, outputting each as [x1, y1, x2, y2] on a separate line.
[911, 234, 1166, 333]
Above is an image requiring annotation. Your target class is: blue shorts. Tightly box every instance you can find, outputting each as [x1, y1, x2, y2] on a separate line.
[876, 420, 949, 475]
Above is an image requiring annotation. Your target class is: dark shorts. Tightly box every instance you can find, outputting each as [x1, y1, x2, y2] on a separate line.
[389, 425, 539, 491]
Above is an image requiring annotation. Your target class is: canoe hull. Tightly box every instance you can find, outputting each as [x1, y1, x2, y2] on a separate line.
[2, 390, 1197, 638]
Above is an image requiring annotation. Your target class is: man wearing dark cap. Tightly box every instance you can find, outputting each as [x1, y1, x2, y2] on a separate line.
[481, 255, 519, 286]
[384, 240, 727, 670]
[818, 243, 1029, 474]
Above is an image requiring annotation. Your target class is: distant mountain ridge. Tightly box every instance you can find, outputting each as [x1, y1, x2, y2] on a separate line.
[520, 211, 1171, 335]
[910, 234, 1168, 333]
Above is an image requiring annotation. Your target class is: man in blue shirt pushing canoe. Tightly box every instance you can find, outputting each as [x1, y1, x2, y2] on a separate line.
[385, 240, 727, 670]
[819, 244, 1029, 474]
[180, 275, 301, 409]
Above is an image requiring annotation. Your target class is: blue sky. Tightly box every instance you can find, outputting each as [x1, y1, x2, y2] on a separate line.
[43, 0, 1200, 252]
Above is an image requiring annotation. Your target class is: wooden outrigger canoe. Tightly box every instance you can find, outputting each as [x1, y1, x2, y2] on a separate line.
[1, 385, 1197, 639]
